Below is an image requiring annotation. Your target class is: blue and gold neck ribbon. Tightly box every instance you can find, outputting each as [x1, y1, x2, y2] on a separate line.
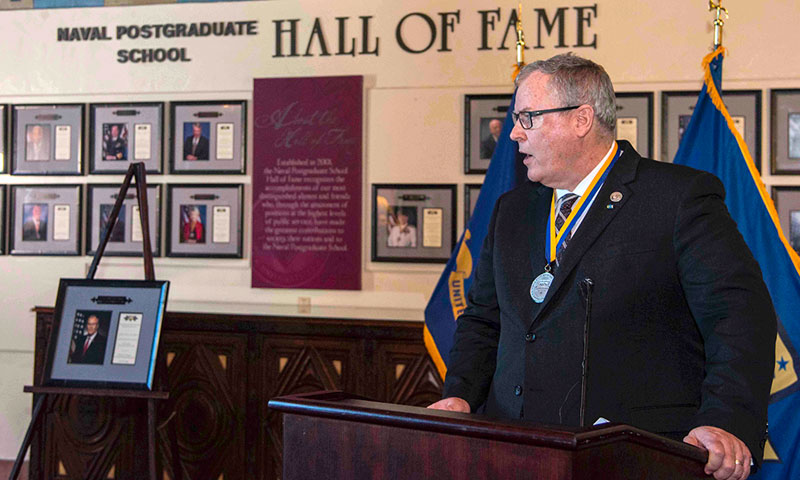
[545, 141, 621, 264]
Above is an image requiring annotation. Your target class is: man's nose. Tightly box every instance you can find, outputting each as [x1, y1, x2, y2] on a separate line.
[510, 121, 525, 142]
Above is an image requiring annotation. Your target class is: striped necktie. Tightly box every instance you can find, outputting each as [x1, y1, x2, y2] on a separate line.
[555, 193, 579, 264]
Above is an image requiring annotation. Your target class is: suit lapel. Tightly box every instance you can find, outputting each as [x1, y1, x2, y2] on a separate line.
[527, 184, 552, 276]
[529, 145, 640, 326]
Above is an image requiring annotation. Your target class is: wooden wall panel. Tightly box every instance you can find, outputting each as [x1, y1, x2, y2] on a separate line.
[30, 309, 442, 480]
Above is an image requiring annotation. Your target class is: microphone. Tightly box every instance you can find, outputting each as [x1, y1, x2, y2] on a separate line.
[578, 278, 594, 427]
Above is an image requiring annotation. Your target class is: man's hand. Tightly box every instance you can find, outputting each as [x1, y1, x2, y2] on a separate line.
[683, 426, 751, 480]
[427, 397, 470, 413]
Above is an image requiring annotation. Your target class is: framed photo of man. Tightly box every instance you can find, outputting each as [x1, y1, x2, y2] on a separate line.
[615, 92, 653, 158]
[464, 183, 482, 227]
[770, 89, 800, 174]
[166, 184, 243, 257]
[464, 94, 512, 174]
[0, 185, 5, 254]
[11, 104, 84, 175]
[42, 278, 169, 389]
[90, 103, 164, 174]
[372, 184, 456, 263]
[662, 90, 761, 166]
[86, 184, 162, 257]
[9, 184, 82, 255]
[0, 104, 7, 173]
[170, 100, 246, 174]
[772, 186, 800, 254]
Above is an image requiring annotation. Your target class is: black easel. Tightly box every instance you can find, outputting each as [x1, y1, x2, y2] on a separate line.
[11, 163, 182, 480]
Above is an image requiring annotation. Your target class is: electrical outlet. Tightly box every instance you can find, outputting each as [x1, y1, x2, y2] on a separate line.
[298, 297, 311, 314]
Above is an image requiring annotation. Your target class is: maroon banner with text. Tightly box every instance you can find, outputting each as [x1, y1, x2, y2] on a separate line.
[252, 76, 362, 289]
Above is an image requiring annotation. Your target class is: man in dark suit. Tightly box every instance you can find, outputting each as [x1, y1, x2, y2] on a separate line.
[183, 122, 209, 161]
[70, 315, 107, 365]
[429, 54, 775, 480]
[22, 204, 47, 241]
[480, 118, 503, 159]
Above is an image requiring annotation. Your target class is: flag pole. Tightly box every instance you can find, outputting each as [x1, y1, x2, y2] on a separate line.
[708, 0, 728, 48]
[512, 3, 526, 80]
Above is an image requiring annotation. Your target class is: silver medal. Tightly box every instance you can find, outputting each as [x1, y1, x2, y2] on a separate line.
[530, 271, 554, 303]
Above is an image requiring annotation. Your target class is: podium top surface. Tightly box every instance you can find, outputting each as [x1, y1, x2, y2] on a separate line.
[268, 391, 707, 463]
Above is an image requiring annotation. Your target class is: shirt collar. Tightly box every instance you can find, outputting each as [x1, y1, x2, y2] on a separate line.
[556, 141, 616, 200]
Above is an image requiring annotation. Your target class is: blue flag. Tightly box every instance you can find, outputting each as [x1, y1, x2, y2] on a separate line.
[673, 47, 800, 478]
[424, 93, 522, 378]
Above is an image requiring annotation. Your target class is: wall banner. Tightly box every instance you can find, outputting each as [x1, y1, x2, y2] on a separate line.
[252, 76, 362, 290]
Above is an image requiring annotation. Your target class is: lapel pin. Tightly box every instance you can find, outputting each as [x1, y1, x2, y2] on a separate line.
[606, 204, 615, 209]
[610, 191, 623, 202]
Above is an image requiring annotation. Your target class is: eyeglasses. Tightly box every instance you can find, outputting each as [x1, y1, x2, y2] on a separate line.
[512, 105, 580, 130]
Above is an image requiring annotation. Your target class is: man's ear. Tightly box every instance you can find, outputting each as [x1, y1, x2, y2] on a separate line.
[574, 105, 595, 138]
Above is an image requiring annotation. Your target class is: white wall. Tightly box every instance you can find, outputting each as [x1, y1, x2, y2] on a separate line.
[1, 0, 799, 458]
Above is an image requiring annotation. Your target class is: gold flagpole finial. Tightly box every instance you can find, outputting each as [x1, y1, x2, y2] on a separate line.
[515, 3, 526, 67]
[708, 1, 729, 49]
[512, 3, 526, 81]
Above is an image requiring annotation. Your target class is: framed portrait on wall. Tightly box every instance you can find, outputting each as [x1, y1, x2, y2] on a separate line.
[9, 184, 82, 255]
[11, 104, 84, 175]
[170, 101, 247, 174]
[86, 184, 161, 257]
[90, 103, 164, 174]
[662, 90, 761, 166]
[615, 92, 653, 158]
[0, 185, 5, 254]
[42, 278, 169, 390]
[464, 183, 481, 227]
[372, 184, 456, 263]
[0, 104, 7, 173]
[770, 89, 800, 174]
[772, 186, 800, 254]
[464, 94, 512, 174]
[166, 183, 243, 258]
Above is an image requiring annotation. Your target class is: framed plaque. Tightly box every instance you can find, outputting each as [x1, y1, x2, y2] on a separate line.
[170, 100, 246, 174]
[770, 89, 800, 175]
[772, 186, 800, 254]
[90, 102, 164, 174]
[615, 92, 653, 158]
[86, 184, 161, 257]
[0, 185, 5, 254]
[464, 183, 482, 227]
[662, 90, 761, 166]
[166, 183, 243, 258]
[465, 94, 512, 174]
[0, 104, 7, 173]
[11, 104, 84, 175]
[9, 184, 82, 255]
[43, 278, 169, 390]
[372, 184, 456, 263]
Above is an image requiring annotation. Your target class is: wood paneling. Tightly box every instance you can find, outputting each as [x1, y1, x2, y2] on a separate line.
[30, 309, 441, 480]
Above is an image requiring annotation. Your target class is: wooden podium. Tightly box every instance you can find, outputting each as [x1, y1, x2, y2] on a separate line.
[268, 391, 709, 479]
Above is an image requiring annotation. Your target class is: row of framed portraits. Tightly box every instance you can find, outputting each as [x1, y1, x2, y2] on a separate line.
[0, 101, 246, 175]
[371, 183, 800, 263]
[0, 183, 243, 257]
[465, 89, 800, 175]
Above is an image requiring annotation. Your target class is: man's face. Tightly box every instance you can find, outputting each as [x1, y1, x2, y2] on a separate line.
[86, 316, 99, 335]
[31, 205, 41, 220]
[111, 125, 119, 138]
[192, 125, 202, 138]
[29, 126, 43, 143]
[510, 73, 577, 188]
[489, 119, 502, 137]
[397, 213, 408, 225]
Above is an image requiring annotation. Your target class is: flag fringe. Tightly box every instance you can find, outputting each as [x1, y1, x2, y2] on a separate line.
[424, 325, 448, 380]
[701, 46, 800, 276]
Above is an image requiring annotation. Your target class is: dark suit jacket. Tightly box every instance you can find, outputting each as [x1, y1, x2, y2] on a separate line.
[443, 141, 776, 464]
[480, 135, 497, 159]
[22, 219, 47, 241]
[184, 135, 209, 160]
[70, 333, 107, 365]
